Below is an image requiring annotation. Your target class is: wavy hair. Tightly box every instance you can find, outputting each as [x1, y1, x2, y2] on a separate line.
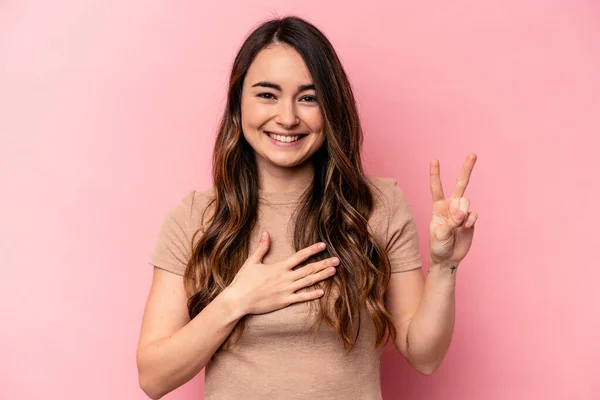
[183, 15, 398, 352]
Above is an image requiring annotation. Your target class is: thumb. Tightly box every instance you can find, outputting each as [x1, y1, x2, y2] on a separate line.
[436, 212, 463, 241]
[249, 231, 270, 264]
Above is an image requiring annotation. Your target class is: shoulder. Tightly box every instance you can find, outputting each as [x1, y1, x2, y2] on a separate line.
[364, 175, 408, 211]
[190, 186, 218, 231]
[189, 186, 216, 222]
[365, 175, 396, 195]
[364, 175, 415, 231]
[163, 186, 216, 231]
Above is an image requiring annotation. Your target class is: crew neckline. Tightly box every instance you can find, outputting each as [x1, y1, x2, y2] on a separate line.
[258, 181, 312, 205]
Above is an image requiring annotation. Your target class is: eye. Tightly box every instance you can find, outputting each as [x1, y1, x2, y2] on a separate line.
[300, 95, 317, 103]
[257, 92, 276, 100]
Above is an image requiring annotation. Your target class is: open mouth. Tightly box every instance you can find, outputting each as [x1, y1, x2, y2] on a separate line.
[264, 131, 308, 143]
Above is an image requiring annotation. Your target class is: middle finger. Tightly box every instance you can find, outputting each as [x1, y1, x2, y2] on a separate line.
[290, 257, 339, 281]
[452, 153, 477, 199]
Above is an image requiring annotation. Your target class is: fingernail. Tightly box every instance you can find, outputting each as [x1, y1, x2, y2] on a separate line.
[319, 243, 326, 249]
[453, 212, 462, 222]
[261, 231, 266, 240]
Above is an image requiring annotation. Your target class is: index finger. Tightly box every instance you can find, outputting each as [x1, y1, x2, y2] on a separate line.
[282, 242, 327, 270]
[452, 153, 477, 198]
[430, 159, 445, 202]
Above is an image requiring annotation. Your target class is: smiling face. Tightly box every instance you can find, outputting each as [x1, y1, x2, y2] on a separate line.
[240, 44, 325, 175]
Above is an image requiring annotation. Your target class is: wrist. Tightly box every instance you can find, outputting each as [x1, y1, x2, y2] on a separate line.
[219, 287, 248, 321]
[428, 257, 460, 281]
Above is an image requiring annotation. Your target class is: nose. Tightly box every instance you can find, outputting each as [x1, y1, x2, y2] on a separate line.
[275, 100, 299, 128]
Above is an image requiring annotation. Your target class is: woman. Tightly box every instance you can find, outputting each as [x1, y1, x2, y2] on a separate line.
[136, 15, 478, 400]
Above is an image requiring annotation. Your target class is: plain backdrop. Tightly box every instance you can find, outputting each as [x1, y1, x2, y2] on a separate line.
[1, 1, 598, 399]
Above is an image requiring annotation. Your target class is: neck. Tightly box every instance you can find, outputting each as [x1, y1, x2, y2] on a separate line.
[257, 157, 314, 194]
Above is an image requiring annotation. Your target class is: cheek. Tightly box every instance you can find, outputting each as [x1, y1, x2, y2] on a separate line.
[299, 108, 324, 133]
[242, 100, 271, 128]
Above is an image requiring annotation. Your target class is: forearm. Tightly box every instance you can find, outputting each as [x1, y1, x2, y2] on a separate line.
[406, 260, 457, 375]
[137, 288, 245, 399]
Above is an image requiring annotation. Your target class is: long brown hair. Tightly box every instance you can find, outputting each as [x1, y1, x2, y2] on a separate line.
[183, 15, 398, 352]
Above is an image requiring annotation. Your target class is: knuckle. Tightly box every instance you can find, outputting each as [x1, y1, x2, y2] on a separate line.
[296, 276, 308, 287]
[294, 252, 306, 263]
[275, 270, 285, 281]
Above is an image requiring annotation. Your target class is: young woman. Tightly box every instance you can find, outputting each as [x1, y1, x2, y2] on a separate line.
[136, 15, 478, 400]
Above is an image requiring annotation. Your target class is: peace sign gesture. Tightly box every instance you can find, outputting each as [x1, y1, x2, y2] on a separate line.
[428, 153, 478, 268]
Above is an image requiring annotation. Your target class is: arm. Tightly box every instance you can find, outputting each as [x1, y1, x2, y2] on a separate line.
[386, 261, 456, 376]
[386, 153, 477, 375]
[403, 153, 478, 374]
[406, 261, 456, 374]
[136, 267, 244, 400]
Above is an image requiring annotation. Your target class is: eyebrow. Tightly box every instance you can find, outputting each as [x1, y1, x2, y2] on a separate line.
[251, 81, 315, 93]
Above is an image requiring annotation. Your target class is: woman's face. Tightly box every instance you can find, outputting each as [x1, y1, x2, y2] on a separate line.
[240, 44, 325, 171]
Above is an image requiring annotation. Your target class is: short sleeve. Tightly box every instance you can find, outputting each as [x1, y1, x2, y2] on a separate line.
[148, 190, 196, 276]
[385, 180, 422, 273]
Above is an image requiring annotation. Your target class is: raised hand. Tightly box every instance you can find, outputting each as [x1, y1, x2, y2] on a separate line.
[429, 153, 478, 268]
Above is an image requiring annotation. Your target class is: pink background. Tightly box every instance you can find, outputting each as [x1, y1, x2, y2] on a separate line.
[1, 1, 598, 399]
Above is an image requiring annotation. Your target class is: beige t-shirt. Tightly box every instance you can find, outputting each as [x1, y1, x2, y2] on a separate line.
[148, 175, 422, 400]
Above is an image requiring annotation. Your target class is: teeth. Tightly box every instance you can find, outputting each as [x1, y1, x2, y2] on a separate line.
[267, 132, 302, 143]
